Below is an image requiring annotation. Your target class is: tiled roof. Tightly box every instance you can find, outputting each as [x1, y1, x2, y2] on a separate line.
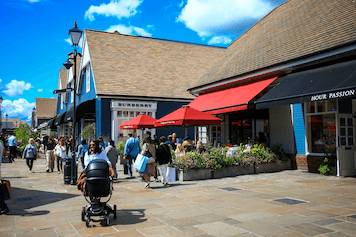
[36, 98, 57, 119]
[192, 0, 356, 89]
[85, 30, 226, 99]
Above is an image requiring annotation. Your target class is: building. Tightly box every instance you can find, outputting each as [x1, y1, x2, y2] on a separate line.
[55, 30, 226, 143]
[188, 0, 356, 176]
[2, 118, 26, 134]
[32, 98, 57, 136]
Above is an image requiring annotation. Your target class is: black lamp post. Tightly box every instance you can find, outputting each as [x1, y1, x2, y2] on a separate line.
[63, 21, 82, 185]
[5, 113, 8, 131]
[0, 96, 3, 131]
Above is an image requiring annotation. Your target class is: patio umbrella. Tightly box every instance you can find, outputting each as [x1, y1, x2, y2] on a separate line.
[119, 114, 157, 129]
[154, 105, 222, 137]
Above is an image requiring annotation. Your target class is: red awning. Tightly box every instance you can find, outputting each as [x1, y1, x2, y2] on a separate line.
[154, 105, 221, 127]
[189, 77, 277, 114]
[119, 114, 156, 129]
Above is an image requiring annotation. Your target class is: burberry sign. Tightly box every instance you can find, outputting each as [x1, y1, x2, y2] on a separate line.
[310, 89, 355, 101]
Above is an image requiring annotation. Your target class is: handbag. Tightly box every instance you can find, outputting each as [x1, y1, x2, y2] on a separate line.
[119, 155, 127, 165]
[166, 167, 176, 184]
[134, 154, 149, 173]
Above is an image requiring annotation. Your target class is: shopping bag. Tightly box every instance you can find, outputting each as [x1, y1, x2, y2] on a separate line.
[134, 154, 149, 173]
[166, 167, 176, 184]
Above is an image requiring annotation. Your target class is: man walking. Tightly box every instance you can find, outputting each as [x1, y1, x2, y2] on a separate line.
[124, 133, 140, 178]
[7, 133, 17, 163]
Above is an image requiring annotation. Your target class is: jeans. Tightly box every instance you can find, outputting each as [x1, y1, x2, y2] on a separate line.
[26, 158, 34, 171]
[56, 156, 63, 171]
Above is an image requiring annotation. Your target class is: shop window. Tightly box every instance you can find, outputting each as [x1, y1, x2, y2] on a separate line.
[211, 125, 222, 146]
[306, 113, 336, 154]
[129, 111, 135, 117]
[198, 127, 207, 144]
[117, 111, 122, 117]
[123, 111, 128, 117]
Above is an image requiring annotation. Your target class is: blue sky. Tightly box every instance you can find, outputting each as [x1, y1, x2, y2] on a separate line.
[0, 0, 285, 122]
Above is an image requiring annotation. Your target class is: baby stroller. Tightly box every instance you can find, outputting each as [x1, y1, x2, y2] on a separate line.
[81, 160, 117, 227]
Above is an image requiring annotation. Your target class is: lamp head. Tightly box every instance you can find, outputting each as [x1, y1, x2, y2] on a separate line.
[63, 59, 73, 70]
[69, 21, 82, 46]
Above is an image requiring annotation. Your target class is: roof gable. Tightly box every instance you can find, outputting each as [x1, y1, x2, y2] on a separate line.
[85, 30, 226, 99]
[36, 98, 57, 118]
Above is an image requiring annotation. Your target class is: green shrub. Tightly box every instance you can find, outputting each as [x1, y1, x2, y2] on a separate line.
[116, 141, 125, 156]
[318, 158, 331, 175]
[271, 144, 289, 161]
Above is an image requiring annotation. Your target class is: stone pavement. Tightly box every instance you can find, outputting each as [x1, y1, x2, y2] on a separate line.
[0, 156, 356, 237]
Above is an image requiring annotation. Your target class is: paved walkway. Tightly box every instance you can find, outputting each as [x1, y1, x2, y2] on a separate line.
[0, 156, 356, 237]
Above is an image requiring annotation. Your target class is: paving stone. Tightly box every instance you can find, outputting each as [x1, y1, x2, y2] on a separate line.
[327, 222, 356, 236]
[313, 218, 342, 226]
[2, 159, 356, 237]
[287, 223, 333, 236]
[194, 222, 248, 237]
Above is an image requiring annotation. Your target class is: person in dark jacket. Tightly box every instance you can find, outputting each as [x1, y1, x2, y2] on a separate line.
[155, 136, 172, 186]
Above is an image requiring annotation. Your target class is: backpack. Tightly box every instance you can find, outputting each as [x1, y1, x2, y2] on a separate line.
[25, 146, 35, 159]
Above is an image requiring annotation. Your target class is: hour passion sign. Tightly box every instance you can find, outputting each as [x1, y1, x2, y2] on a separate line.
[310, 89, 355, 101]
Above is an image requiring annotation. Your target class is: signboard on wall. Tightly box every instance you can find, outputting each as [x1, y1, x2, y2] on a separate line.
[309, 89, 355, 102]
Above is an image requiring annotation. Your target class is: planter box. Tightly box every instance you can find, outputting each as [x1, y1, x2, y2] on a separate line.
[178, 168, 212, 181]
[213, 166, 254, 179]
[256, 160, 292, 173]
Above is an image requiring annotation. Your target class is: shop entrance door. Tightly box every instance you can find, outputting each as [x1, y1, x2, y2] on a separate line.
[337, 114, 356, 176]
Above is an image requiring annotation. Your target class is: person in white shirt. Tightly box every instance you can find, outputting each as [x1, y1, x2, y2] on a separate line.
[84, 140, 111, 168]
[54, 137, 66, 172]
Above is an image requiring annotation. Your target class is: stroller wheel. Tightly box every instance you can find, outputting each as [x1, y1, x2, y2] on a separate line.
[85, 219, 90, 228]
[81, 207, 86, 222]
[113, 205, 117, 219]
[101, 216, 110, 226]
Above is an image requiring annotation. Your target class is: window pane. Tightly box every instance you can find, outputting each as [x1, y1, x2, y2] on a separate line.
[306, 102, 315, 113]
[307, 114, 336, 153]
[347, 118, 353, 126]
[348, 128, 353, 136]
[327, 100, 337, 112]
[340, 128, 346, 136]
[340, 118, 345, 126]
[348, 137, 354, 146]
[316, 101, 325, 112]
[341, 137, 346, 145]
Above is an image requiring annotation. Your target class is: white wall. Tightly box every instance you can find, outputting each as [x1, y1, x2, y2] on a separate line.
[269, 106, 295, 154]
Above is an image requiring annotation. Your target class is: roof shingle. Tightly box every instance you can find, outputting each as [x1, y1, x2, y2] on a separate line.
[36, 98, 57, 119]
[85, 30, 226, 99]
[192, 0, 356, 89]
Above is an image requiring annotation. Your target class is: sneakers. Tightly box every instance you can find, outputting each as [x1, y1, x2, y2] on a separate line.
[46, 169, 50, 173]
[144, 183, 151, 189]
[0, 207, 9, 215]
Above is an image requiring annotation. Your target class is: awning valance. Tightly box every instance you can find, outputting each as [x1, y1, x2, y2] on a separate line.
[189, 77, 277, 114]
[255, 59, 356, 108]
[54, 112, 66, 126]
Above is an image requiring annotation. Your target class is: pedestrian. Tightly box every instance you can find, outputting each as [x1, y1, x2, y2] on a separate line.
[140, 134, 156, 188]
[175, 143, 185, 159]
[77, 139, 88, 169]
[45, 137, 56, 172]
[105, 140, 119, 178]
[98, 136, 106, 151]
[42, 134, 49, 153]
[7, 133, 17, 163]
[0, 135, 9, 214]
[54, 137, 66, 172]
[156, 136, 172, 186]
[124, 133, 141, 177]
[84, 140, 112, 168]
[22, 138, 38, 172]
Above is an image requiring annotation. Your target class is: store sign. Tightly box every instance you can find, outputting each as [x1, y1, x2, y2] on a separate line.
[310, 89, 355, 101]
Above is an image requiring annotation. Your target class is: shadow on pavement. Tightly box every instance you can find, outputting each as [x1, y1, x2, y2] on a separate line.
[150, 182, 196, 189]
[6, 187, 79, 216]
[111, 209, 147, 225]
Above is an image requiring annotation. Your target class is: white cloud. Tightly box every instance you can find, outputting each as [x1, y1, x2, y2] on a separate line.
[85, 0, 143, 21]
[0, 78, 2, 83]
[37, 88, 43, 92]
[106, 24, 152, 37]
[177, 0, 274, 37]
[2, 98, 35, 121]
[208, 35, 232, 45]
[3, 80, 32, 97]
[28, 0, 40, 3]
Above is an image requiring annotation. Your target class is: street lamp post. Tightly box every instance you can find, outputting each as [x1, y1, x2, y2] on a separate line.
[63, 21, 82, 185]
[0, 96, 3, 131]
[5, 114, 8, 132]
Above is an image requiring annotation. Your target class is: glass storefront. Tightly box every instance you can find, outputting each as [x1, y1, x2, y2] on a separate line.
[306, 100, 336, 154]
